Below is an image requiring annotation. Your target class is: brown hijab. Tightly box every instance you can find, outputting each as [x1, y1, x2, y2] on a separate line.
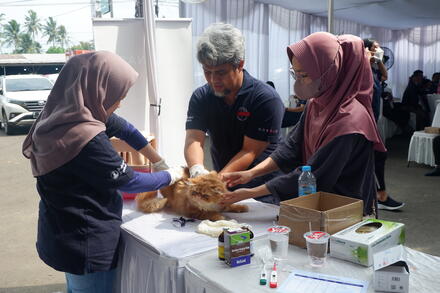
[22, 51, 139, 176]
[287, 32, 386, 162]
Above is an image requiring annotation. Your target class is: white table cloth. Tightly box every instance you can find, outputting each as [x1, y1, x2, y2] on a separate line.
[116, 199, 279, 293]
[184, 238, 440, 293]
[432, 102, 440, 127]
[427, 94, 440, 122]
[407, 131, 440, 167]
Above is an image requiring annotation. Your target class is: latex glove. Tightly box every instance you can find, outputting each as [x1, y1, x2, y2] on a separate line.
[152, 159, 169, 171]
[189, 164, 209, 178]
[166, 166, 185, 185]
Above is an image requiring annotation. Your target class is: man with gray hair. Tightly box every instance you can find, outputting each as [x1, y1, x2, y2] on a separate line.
[184, 23, 284, 204]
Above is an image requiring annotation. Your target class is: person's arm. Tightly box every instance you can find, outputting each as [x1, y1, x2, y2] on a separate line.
[184, 129, 206, 167]
[221, 134, 368, 205]
[222, 156, 279, 188]
[185, 90, 211, 177]
[220, 136, 269, 173]
[267, 134, 368, 201]
[378, 61, 388, 81]
[106, 114, 164, 165]
[70, 132, 174, 194]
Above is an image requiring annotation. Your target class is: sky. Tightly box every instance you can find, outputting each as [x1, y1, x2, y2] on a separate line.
[0, 0, 143, 52]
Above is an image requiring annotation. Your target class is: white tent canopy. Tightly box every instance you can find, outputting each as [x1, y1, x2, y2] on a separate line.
[181, 0, 440, 103]
[256, 0, 440, 30]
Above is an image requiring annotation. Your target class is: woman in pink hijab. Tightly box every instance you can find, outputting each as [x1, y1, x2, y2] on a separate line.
[22, 51, 182, 292]
[221, 32, 385, 216]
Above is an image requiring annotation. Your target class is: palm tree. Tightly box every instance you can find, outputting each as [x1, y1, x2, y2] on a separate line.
[43, 17, 58, 47]
[16, 33, 41, 53]
[24, 10, 42, 41]
[0, 13, 5, 52]
[57, 25, 69, 49]
[3, 20, 21, 52]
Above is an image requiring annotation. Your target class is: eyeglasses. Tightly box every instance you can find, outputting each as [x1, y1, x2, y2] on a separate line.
[172, 217, 196, 228]
[289, 68, 309, 80]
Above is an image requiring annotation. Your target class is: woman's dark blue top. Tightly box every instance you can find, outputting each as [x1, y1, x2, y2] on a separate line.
[35, 114, 170, 274]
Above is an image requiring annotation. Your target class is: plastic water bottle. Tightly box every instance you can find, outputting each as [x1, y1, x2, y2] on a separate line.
[298, 165, 316, 196]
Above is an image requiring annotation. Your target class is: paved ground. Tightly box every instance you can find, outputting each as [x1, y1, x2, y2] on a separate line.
[0, 129, 438, 292]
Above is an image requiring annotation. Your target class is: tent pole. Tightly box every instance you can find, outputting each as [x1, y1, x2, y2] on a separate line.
[328, 0, 334, 34]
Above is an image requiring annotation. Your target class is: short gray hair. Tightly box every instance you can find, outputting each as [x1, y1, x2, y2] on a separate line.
[197, 23, 245, 67]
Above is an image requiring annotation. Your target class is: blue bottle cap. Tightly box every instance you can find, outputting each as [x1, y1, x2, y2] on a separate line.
[302, 165, 311, 172]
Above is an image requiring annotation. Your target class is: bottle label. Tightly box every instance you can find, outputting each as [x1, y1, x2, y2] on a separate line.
[218, 244, 225, 260]
[298, 185, 316, 196]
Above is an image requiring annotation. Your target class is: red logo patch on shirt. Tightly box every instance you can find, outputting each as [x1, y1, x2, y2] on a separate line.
[236, 107, 251, 121]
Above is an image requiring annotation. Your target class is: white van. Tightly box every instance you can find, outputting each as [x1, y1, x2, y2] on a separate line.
[0, 75, 53, 134]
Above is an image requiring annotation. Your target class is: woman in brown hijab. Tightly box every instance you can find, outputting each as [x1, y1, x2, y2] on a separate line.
[22, 51, 182, 292]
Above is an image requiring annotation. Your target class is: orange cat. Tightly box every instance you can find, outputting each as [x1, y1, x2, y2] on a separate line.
[136, 169, 248, 221]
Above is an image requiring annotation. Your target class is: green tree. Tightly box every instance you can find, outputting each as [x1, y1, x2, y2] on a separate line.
[3, 19, 21, 52]
[0, 13, 5, 52]
[56, 25, 69, 49]
[15, 33, 42, 53]
[24, 10, 42, 41]
[43, 17, 58, 47]
[70, 41, 95, 51]
[46, 46, 65, 54]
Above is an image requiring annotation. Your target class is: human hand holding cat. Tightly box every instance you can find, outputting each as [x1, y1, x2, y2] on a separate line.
[189, 164, 210, 178]
[220, 188, 254, 205]
[166, 166, 185, 185]
[221, 170, 253, 188]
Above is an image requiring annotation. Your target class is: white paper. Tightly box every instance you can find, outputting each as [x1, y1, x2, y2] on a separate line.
[278, 270, 369, 293]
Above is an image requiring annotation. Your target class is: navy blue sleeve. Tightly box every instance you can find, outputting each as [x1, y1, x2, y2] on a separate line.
[71, 132, 169, 192]
[106, 113, 149, 151]
[186, 89, 208, 132]
[246, 90, 284, 143]
[119, 171, 171, 193]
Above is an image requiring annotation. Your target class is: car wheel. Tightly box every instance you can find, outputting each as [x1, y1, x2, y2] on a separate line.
[2, 111, 14, 135]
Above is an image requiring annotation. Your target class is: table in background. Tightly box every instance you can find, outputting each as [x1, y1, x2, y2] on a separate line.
[407, 131, 440, 167]
[427, 94, 440, 123]
[184, 238, 440, 293]
[116, 199, 279, 293]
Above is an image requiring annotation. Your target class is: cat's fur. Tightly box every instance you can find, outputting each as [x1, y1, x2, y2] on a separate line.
[136, 169, 248, 221]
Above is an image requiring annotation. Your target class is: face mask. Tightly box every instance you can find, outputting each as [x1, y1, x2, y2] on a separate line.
[374, 47, 384, 62]
[294, 78, 321, 100]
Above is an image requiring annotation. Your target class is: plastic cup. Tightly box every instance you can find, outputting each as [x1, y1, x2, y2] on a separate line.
[267, 226, 291, 262]
[304, 231, 330, 267]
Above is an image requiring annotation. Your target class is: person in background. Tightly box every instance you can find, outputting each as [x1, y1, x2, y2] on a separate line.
[184, 23, 284, 204]
[221, 32, 385, 216]
[425, 136, 440, 176]
[428, 72, 439, 94]
[402, 70, 430, 130]
[363, 38, 404, 211]
[265, 81, 305, 128]
[22, 51, 183, 293]
[363, 38, 387, 121]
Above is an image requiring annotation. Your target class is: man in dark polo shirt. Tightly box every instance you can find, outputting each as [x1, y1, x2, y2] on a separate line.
[184, 23, 284, 204]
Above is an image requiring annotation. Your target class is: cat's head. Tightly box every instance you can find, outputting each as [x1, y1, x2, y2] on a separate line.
[181, 171, 227, 211]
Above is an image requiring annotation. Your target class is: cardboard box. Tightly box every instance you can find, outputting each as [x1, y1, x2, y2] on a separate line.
[278, 192, 363, 248]
[373, 245, 409, 293]
[330, 219, 405, 267]
[424, 127, 440, 134]
[224, 228, 251, 267]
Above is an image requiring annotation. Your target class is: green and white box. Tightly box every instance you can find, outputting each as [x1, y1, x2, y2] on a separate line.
[330, 219, 405, 266]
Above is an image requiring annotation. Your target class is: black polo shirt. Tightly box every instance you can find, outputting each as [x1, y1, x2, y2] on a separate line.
[186, 70, 284, 172]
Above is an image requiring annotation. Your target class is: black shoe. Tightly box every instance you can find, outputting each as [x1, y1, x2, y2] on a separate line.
[378, 196, 405, 211]
[425, 167, 440, 176]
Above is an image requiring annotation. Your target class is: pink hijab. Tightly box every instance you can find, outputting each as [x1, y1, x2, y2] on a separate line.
[22, 51, 139, 176]
[287, 32, 386, 162]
